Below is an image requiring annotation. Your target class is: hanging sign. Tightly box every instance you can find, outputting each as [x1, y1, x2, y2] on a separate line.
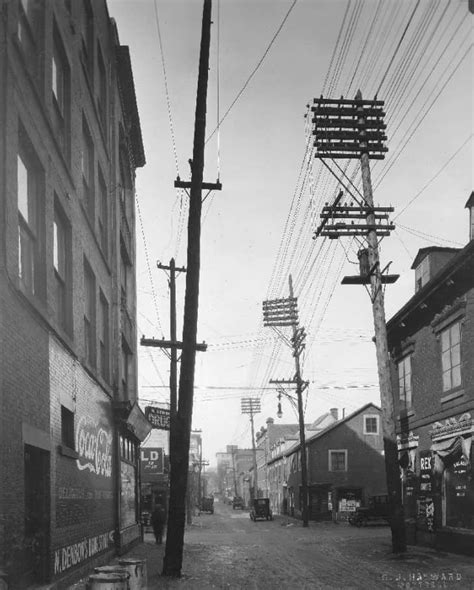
[145, 406, 170, 430]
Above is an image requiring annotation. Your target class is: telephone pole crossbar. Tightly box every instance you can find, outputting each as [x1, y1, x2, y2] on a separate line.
[312, 90, 406, 553]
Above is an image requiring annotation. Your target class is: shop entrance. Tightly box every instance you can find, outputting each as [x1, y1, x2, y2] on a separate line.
[24, 445, 50, 584]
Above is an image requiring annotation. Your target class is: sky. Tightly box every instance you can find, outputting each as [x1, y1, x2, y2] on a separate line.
[107, 0, 473, 466]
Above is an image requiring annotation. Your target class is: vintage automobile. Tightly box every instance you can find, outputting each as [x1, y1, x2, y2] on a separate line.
[348, 494, 390, 527]
[232, 496, 245, 510]
[250, 498, 273, 521]
[200, 496, 214, 514]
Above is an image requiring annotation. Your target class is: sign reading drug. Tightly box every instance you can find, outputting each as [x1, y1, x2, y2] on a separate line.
[141, 447, 164, 475]
[145, 406, 170, 430]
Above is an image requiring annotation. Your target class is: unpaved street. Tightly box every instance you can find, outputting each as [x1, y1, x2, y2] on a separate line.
[122, 499, 474, 590]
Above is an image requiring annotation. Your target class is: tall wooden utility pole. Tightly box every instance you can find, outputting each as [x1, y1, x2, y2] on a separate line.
[312, 90, 406, 552]
[241, 398, 261, 500]
[162, 0, 221, 577]
[264, 279, 309, 527]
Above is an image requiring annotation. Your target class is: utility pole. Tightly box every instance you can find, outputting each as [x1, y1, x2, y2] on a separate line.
[230, 446, 238, 497]
[263, 279, 309, 527]
[162, 0, 222, 577]
[241, 398, 261, 500]
[312, 90, 406, 553]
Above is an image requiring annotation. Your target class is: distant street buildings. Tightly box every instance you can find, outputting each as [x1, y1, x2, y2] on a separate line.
[0, 1, 149, 587]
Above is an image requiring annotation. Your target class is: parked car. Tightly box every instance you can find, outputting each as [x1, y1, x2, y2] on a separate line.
[349, 494, 390, 527]
[232, 496, 245, 510]
[250, 498, 273, 521]
[200, 497, 214, 514]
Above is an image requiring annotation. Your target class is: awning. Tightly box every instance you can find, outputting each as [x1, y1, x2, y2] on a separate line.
[114, 401, 153, 442]
[431, 434, 472, 474]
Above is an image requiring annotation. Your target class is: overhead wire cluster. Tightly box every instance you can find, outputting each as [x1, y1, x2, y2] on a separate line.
[236, 0, 470, 447]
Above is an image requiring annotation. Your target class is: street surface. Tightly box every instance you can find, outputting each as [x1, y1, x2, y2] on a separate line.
[111, 499, 474, 590]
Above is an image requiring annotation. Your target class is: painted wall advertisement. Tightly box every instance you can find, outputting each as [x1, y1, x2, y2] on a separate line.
[417, 451, 434, 532]
[53, 531, 114, 575]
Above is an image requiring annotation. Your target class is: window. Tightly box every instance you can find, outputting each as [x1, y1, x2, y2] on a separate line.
[121, 337, 132, 395]
[364, 415, 379, 435]
[18, 0, 38, 70]
[81, 116, 94, 217]
[97, 44, 107, 127]
[52, 26, 70, 156]
[53, 202, 71, 332]
[441, 322, 461, 392]
[398, 355, 412, 409]
[329, 450, 347, 472]
[415, 256, 430, 292]
[97, 169, 108, 255]
[83, 259, 95, 367]
[99, 291, 109, 382]
[61, 406, 75, 449]
[17, 132, 43, 297]
[120, 243, 132, 310]
[81, 0, 94, 82]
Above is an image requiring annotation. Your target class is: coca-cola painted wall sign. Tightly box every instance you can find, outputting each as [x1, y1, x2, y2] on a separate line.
[76, 415, 113, 478]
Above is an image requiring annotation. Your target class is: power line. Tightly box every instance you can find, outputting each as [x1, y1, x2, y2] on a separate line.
[206, 0, 298, 143]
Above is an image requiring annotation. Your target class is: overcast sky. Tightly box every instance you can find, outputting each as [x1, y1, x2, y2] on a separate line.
[107, 0, 472, 465]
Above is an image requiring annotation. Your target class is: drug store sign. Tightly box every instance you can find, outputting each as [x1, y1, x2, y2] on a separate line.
[76, 415, 113, 478]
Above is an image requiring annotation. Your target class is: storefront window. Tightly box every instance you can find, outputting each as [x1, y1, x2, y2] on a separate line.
[445, 455, 473, 529]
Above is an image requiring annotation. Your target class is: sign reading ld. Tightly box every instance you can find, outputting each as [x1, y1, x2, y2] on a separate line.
[145, 406, 170, 430]
[141, 447, 164, 475]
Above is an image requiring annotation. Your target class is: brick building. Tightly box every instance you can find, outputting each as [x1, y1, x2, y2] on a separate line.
[0, 1, 150, 587]
[387, 195, 474, 556]
[285, 404, 387, 521]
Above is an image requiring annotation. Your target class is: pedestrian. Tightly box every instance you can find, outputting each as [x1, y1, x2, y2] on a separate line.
[151, 503, 166, 544]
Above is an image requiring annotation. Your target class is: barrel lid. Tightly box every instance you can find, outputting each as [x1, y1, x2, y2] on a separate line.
[94, 566, 129, 575]
[118, 558, 146, 565]
[89, 573, 128, 582]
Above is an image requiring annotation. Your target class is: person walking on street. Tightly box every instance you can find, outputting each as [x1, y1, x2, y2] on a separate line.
[151, 504, 166, 544]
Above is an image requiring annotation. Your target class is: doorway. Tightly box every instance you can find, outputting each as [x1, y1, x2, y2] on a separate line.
[24, 445, 50, 584]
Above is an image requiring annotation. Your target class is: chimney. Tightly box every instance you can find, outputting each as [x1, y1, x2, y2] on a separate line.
[330, 408, 338, 421]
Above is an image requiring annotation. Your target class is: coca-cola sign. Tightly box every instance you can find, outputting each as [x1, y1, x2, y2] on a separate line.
[76, 416, 112, 478]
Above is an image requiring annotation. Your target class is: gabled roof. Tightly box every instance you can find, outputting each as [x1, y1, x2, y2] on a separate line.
[410, 247, 460, 270]
[284, 402, 381, 457]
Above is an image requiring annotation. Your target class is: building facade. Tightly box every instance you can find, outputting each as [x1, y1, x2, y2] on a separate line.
[0, 1, 150, 586]
[285, 404, 387, 521]
[387, 199, 474, 556]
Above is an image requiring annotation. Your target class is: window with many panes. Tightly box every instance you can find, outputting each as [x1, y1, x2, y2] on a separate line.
[120, 243, 132, 310]
[441, 322, 461, 392]
[83, 259, 95, 367]
[364, 415, 379, 434]
[398, 355, 412, 409]
[18, 131, 42, 297]
[329, 450, 347, 472]
[81, 116, 94, 217]
[53, 201, 71, 333]
[98, 291, 109, 383]
[97, 168, 108, 256]
[415, 256, 430, 292]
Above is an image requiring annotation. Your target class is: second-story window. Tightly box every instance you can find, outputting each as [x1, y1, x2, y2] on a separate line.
[398, 355, 412, 409]
[441, 322, 461, 392]
[81, 117, 94, 218]
[52, 26, 70, 157]
[83, 259, 96, 368]
[121, 337, 132, 395]
[329, 450, 347, 472]
[364, 415, 379, 435]
[120, 243, 132, 310]
[53, 201, 71, 333]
